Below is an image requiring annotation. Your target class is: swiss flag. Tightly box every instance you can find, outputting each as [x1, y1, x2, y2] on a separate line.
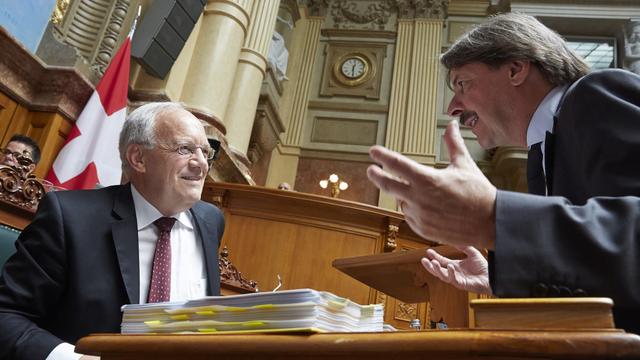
[46, 36, 131, 190]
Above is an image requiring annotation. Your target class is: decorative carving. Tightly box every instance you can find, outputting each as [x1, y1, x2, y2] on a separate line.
[55, 0, 134, 80]
[376, 291, 387, 305]
[625, 21, 640, 75]
[384, 224, 398, 252]
[395, 0, 413, 19]
[488, 0, 509, 15]
[0, 158, 45, 211]
[218, 246, 259, 293]
[247, 110, 268, 165]
[331, 0, 393, 30]
[307, 0, 330, 17]
[52, 0, 71, 25]
[94, 0, 131, 76]
[395, 300, 418, 321]
[413, 0, 448, 19]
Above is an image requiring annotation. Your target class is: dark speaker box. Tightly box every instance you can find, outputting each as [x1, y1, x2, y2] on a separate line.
[131, 0, 206, 79]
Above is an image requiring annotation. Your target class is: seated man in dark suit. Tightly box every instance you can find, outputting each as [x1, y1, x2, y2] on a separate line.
[366, 13, 640, 333]
[0, 134, 41, 170]
[0, 102, 225, 359]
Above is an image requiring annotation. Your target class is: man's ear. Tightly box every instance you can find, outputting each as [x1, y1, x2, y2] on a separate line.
[126, 144, 146, 173]
[508, 60, 531, 86]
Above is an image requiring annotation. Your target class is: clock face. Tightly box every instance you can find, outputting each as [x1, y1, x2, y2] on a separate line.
[340, 57, 367, 79]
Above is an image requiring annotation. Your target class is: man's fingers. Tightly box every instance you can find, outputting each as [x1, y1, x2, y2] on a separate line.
[443, 121, 473, 167]
[459, 245, 483, 258]
[368, 145, 435, 184]
[366, 165, 411, 199]
[421, 258, 450, 282]
[426, 248, 453, 267]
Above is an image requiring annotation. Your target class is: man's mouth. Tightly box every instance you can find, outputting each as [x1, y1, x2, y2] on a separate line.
[460, 111, 478, 128]
[180, 175, 202, 181]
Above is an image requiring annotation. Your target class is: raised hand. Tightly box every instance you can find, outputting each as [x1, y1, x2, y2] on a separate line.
[366, 120, 497, 250]
[421, 246, 491, 294]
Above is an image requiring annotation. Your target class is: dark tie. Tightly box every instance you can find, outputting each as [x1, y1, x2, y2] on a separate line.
[527, 142, 546, 195]
[147, 217, 177, 303]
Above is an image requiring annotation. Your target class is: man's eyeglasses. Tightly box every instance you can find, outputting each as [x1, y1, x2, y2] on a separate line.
[1, 148, 32, 160]
[158, 142, 216, 164]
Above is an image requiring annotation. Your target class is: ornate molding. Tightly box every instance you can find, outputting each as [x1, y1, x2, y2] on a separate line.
[395, 301, 418, 321]
[94, 0, 131, 76]
[219, 246, 259, 293]
[52, 0, 71, 25]
[331, 0, 394, 30]
[395, 0, 413, 19]
[384, 224, 399, 252]
[624, 21, 640, 75]
[392, 0, 450, 20]
[307, 0, 331, 17]
[54, 0, 134, 80]
[0, 160, 45, 211]
[413, 0, 449, 19]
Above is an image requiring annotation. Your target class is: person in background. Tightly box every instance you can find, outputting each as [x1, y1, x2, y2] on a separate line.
[0, 102, 225, 359]
[277, 182, 292, 191]
[366, 13, 640, 333]
[0, 134, 41, 170]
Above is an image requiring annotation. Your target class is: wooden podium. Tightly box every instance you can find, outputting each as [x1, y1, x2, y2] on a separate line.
[75, 330, 640, 359]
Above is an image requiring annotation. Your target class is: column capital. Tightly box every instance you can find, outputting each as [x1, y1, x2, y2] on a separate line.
[413, 0, 449, 20]
[307, 0, 330, 18]
[392, 0, 449, 20]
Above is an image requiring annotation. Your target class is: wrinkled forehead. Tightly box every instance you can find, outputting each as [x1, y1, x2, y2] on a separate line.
[155, 109, 207, 144]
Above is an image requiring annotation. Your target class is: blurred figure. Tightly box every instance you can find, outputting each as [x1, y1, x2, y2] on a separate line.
[0, 134, 41, 170]
[277, 182, 292, 191]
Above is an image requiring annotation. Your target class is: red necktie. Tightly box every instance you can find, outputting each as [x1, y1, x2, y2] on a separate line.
[147, 217, 177, 303]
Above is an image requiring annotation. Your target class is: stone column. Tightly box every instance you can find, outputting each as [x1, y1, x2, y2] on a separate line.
[180, 0, 252, 127]
[380, 16, 414, 210]
[403, 17, 443, 163]
[385, 18, 414, 152]
[282, 17, 323, 148]
[224, 1, 281, 159]
[379, 1, 448, 209]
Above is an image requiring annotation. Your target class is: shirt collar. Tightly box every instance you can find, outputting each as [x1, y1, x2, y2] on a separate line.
[130, 184, 194, 231]
[526, 85, 567, 148]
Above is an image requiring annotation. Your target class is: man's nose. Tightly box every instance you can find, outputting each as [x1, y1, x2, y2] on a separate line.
[447, 96, 464, 117]
[190, 148, 209, 169]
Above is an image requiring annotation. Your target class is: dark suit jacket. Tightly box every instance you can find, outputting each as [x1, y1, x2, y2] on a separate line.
[492, 69, 640, 333]
[0, 184, 225, 359]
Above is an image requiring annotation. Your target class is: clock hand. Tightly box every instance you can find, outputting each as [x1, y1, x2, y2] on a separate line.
[351, 63, 356, 75]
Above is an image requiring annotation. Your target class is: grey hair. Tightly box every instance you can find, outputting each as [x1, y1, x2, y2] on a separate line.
[119, 102, 187, 173]
[441, 13, 590, 86]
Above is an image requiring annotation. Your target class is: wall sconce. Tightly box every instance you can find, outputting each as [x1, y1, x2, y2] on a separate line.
[319, 173, 348, 198]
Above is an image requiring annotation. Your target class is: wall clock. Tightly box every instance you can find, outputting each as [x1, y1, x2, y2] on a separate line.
[333, 54, 372, 86]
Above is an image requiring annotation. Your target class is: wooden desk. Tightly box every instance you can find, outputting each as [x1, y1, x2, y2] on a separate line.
[76, 330, 640, 359]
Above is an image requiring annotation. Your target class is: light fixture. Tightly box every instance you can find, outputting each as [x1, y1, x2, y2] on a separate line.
[319, 173, 349, 198]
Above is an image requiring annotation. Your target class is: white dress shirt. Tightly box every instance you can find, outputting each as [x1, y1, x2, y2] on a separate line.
[47, 185, 206, 360]
[526, 85, 568, 176]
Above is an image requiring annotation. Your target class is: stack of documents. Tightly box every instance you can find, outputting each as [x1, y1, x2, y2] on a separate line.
[121, 289, 384, 334]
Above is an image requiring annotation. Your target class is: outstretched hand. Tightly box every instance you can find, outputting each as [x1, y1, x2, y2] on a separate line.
[367, 120, 497, 249]
[421, 246, 491, 295]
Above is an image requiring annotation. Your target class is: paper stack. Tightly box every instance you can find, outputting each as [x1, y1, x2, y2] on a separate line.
[120, 289, 384, 334]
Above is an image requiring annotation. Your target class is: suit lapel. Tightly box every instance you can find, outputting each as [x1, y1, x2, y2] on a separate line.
[111, 184, 140, 304]
[190, 203, 221, 295]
